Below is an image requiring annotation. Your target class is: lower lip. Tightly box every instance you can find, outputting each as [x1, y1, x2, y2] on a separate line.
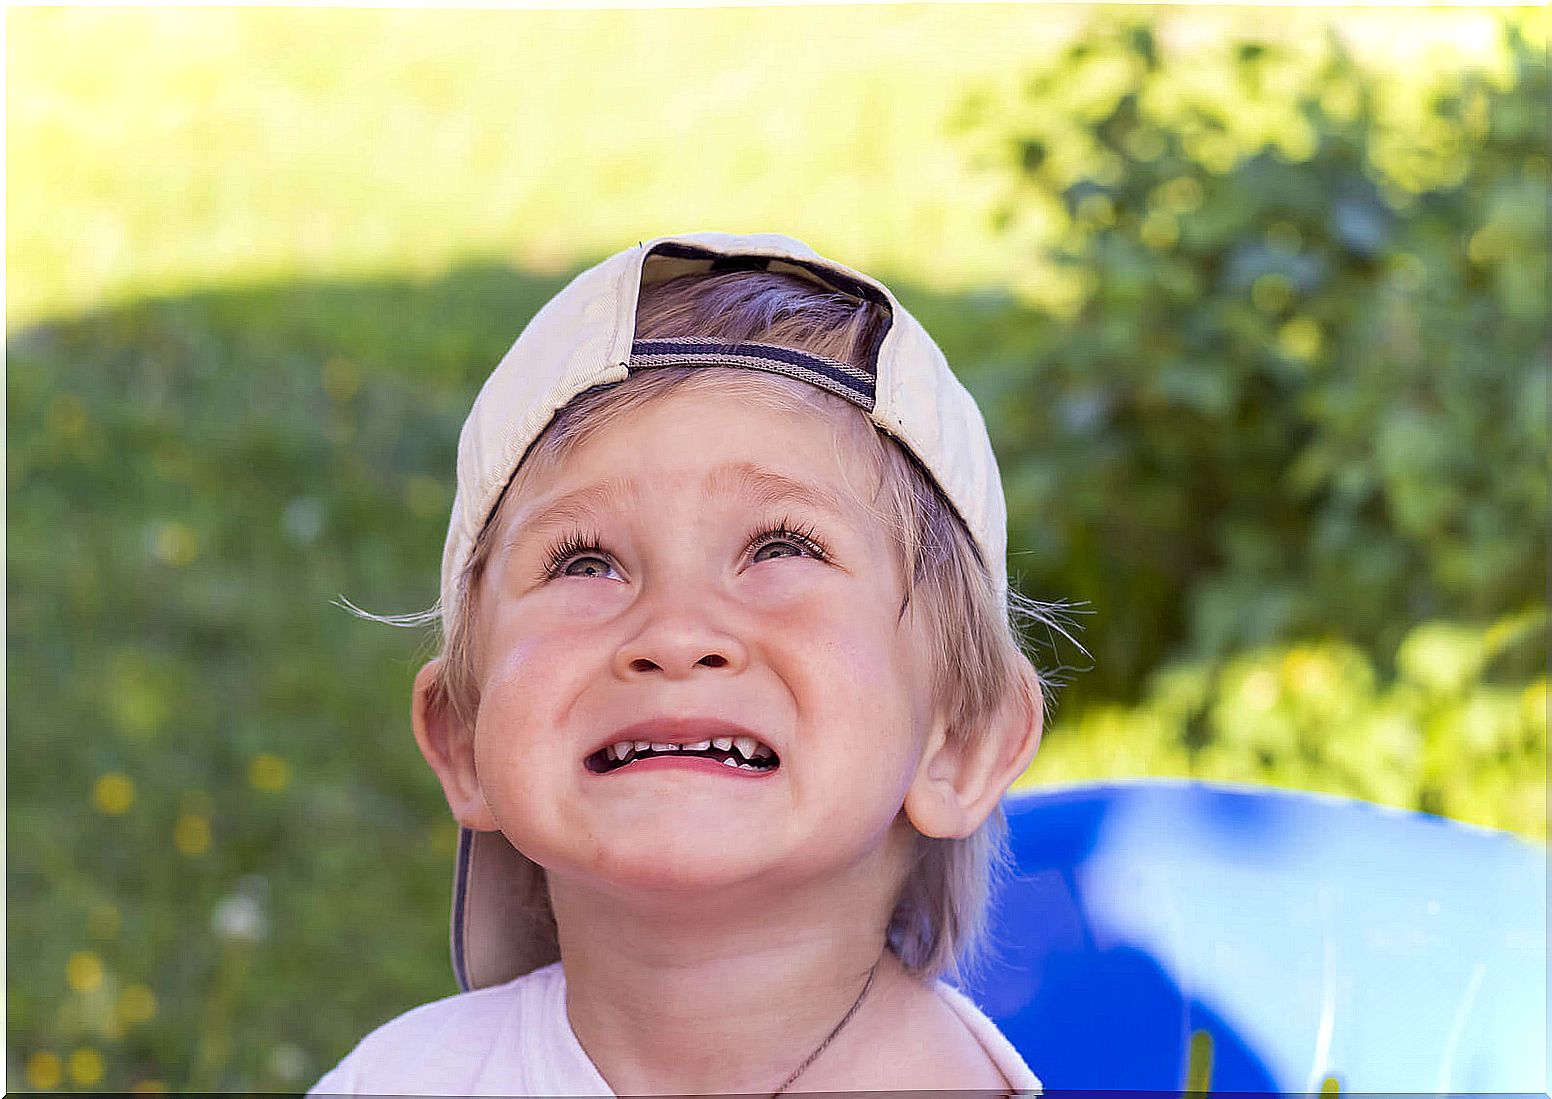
[596, 755, 778, 779]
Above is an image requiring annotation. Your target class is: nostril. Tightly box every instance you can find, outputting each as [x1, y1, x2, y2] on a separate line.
[624, 654, 730, 673]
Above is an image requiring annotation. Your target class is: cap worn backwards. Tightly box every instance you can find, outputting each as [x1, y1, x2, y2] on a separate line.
[441, 230, 1009, 991]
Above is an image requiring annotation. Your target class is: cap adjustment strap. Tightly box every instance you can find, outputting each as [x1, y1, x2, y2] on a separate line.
[628, 337, 876, 412]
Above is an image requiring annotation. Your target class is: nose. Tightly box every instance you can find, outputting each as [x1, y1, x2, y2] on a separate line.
[611, 584, 747, 680]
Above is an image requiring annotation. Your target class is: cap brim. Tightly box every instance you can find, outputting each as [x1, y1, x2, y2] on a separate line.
[453, 826, 560, 991]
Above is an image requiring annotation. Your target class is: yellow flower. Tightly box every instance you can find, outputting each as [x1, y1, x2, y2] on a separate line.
[93, 773, 136, 815]
[66, 951, 104, 993]
[69, 1047, 105, 1087]
[118, 983, 157, 1025]
[174, 814, 211, 856]
[26, 1051, 63, 1089]
[152, 522, 199, 567]
[249, 753, 292, 793]
[1279, 316, 1322, 362]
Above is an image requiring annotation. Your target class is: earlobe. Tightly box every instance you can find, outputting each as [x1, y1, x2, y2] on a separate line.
[411, 658, 500, 833]
[904, 665, 1045, 839]
[903, 724, 975, 839]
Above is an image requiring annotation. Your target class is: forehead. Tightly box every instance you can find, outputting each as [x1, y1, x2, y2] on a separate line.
[494, 384, 886, 544]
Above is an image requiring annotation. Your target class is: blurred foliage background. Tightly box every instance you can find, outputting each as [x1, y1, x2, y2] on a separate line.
[7, 5, 1546, 1092]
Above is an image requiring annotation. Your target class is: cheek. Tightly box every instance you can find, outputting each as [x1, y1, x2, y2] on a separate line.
[791, 607, 927, 756]
[778, 596, 888, 676]
[468, 635, 583, 856]
[801, 583, 919, 681]
[469, 627, 579, 775]
[478, 593, 588, 694]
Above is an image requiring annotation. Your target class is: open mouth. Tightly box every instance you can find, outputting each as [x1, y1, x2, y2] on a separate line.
[585, 737, 780, 775]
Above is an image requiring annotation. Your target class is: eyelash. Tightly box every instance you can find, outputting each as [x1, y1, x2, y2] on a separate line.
[538, 516, 830, 582]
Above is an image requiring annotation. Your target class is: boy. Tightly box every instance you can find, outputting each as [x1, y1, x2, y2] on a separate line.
[312, 232, 1049, 1095]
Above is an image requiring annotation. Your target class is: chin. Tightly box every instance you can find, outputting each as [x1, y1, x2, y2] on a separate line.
[604, 865, 754, 895]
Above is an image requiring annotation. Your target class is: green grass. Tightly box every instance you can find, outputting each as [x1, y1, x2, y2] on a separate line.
[8, 5, 1061, 329]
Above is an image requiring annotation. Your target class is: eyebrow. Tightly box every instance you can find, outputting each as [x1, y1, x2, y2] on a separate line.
[501, 461, 858, 554]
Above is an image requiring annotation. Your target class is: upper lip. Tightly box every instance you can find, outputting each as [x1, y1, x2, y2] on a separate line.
[586, 717, 778, 760]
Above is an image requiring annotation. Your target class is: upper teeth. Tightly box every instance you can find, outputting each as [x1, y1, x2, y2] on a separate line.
[605, 737, 772, 762]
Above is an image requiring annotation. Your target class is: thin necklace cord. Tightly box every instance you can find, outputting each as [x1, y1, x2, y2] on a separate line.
[769, 958, 881, 1097]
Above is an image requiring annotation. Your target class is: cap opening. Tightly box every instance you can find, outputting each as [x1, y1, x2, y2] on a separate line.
[640, 240, 894, 380]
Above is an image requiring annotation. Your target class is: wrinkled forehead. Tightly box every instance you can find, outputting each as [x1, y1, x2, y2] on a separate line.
[490, 370, 891, 537]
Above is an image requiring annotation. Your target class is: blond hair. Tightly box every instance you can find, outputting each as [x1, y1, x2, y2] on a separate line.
[354, 268, 1060, 987]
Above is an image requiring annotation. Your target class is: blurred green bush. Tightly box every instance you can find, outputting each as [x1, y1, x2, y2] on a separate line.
[952, 25, 1547, 841]
[1030, 611, 1546, 841]
[6, 13, 1544, 1094]
[964, 23, 1546, 694]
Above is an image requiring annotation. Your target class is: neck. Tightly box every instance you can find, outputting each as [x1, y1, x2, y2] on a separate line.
[551, 858, 913, 1095]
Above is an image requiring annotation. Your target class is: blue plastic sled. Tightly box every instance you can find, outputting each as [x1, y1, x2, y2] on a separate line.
[956, 780, 1547, 1094]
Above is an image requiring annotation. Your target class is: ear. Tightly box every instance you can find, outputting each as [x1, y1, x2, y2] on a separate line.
[411, 658, 500, 832]
[904, 664, 1044, 839]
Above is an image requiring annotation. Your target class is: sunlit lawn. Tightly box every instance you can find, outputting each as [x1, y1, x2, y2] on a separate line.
[8, 5, 1526, 328]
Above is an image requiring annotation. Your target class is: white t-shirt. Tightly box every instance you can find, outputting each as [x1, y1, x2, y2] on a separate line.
[309, 961, 1042, 1095]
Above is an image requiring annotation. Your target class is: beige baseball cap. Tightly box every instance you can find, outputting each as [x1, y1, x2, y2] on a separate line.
[443, 231, 1009, 991]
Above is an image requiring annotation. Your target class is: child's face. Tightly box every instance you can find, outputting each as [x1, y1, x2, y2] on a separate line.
[459, 384, 946, 900]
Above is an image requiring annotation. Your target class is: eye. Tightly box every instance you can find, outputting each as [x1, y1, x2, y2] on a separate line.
[538, 518, 830, 583]
[540, 532, 619, 582]
[560, 555, 615, 579]
[749, 519, 829, 565]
